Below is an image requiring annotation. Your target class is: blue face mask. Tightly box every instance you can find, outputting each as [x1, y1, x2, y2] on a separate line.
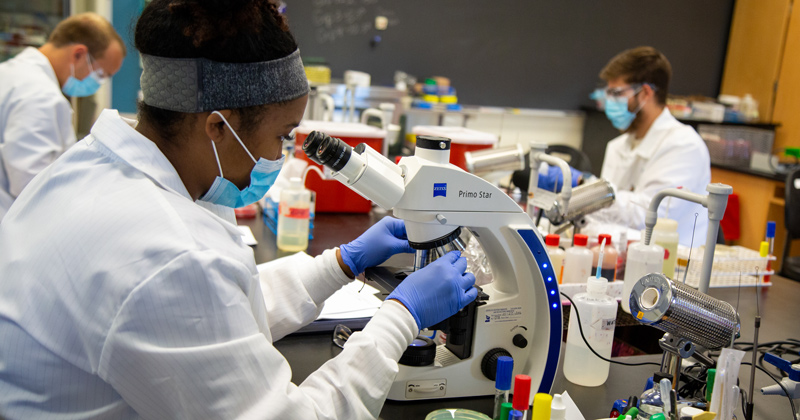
[603, 87, 646, 131]
[62, 55, 103, 97]
[199, 111, 284, 208]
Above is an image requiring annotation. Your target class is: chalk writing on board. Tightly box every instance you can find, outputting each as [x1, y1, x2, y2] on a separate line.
[311, 0, 396, 43]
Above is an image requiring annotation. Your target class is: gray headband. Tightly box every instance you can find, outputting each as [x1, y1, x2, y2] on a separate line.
[140, 49, 309, 112]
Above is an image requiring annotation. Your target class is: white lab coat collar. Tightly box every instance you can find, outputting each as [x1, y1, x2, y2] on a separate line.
[89, 109, 192, 199]
[16, 47, 60, 89]
[91, 110, 241, 227]
[89, 110, 240, 226]
[629, 108, 679, 159]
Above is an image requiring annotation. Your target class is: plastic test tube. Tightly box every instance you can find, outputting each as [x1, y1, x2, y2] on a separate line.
[512, 374, 532, 420]
[531, 393, 552, 420]
[499, 402, 513, 420]
[493, 356, 514, 420]
[508, 409, 523, 420]
[765, 221, 775, 282]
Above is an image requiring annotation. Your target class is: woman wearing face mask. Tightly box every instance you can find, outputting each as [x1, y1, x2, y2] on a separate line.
[0, 1, 477, 418]
[585, 46, 711, 246]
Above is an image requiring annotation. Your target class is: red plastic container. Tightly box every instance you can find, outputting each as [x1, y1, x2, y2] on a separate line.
[295, 122, 385, 213]
[411, 126, 497, 170]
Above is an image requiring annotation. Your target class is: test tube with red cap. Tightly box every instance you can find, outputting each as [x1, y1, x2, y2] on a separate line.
[512, 374, 532, 420]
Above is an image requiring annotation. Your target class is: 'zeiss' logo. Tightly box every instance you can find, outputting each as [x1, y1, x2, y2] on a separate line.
[433, 183, 447, 198]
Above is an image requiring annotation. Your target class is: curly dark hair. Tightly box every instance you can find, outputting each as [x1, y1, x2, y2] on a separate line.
[135, 0, 298, 137]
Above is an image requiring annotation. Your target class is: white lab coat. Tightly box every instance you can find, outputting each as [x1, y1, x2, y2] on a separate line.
[588, 108, 711, 246]
[0, 109, 417, 420]
[0, 47, 76, 221]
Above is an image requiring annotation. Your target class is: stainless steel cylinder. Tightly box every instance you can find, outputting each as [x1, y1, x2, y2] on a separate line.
[629, 273, 740, 349]
[464, 144, 525, 175]
[545, 178, 615, 225]
[413, 236, 466, 271]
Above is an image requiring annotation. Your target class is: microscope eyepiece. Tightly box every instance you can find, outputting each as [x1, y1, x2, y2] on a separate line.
[302, 131, 326, 165]
[315, 134, 353, 172]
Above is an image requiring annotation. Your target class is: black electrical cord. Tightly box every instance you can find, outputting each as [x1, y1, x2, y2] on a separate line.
[740, 361, 798, 420]
[561, 292, 661, 368]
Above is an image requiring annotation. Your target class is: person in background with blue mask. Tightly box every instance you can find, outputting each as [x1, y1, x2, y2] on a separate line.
[585, 46, 711, 246]
[0, 12, 125, 221]
[0, 1, 476, 419]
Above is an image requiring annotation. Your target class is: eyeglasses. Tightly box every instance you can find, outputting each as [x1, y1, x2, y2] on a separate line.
[590, 83, 655, 101]
[332, 323, 352, 349]
[87, 54, 109, 82]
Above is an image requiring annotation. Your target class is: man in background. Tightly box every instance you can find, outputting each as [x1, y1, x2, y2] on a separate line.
[0, 12, 125, 221]
[587, 46, 711, 246]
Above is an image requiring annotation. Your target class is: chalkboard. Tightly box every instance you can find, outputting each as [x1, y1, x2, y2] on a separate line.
[286, 1, 735, 110]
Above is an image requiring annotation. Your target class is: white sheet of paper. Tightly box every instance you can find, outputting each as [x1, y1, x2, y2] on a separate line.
[559, 391, 587, 420]
[237, 226, 257, 246]
[317, 281, 382, 320]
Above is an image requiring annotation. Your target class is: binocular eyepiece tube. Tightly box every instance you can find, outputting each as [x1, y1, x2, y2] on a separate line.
[302, 131, 406, 210]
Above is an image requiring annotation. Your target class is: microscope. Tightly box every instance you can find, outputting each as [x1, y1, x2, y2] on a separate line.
[302, 132, 562, 400]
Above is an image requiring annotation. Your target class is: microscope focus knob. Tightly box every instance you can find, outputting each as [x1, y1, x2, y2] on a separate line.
[513, 334, 528, 348]
[481, 348, 512, 381]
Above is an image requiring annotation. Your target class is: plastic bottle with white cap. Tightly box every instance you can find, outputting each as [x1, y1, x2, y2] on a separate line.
[549, 393, 566, 420]
[277, 177, 311, 252]
[563, 275, 617, 386]
[621, 240, 664, 314]
[652, 218, 679, 278]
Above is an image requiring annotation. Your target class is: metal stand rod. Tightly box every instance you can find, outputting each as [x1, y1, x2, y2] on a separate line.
[745, 315, 761, 420]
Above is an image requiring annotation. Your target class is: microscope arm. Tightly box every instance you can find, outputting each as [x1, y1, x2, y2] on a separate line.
[642, 184, 732, 293]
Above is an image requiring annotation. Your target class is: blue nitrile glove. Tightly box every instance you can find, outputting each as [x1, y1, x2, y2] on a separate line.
[339, 216, 415, 275]
[387, 251, 478, 329]
[537, 165, 582, 192]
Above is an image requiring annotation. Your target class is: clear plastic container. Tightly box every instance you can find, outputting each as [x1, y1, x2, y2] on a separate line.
[591, 234, 618, 281]
[562, 234, 593, 284]
[277, 177, 311, 252]
[563, 276, 617, 386]
[545, 234, 565, 283]
[652, 218, 679, 279]
[616, 231, 628, 280]
[636, 373, 671, 419]
[621, 241, 664, 313]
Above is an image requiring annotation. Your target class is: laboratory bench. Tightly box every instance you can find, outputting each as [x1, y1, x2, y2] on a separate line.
[240, 208, 800, 420]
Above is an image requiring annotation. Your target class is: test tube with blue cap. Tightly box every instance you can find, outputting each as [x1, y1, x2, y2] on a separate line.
[765, 221, 776, 283]
[493, 356, 514, 420]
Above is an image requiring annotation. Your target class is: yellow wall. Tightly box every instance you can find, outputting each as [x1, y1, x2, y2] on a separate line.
[719, 0, 792, 122]
[772, 2, 800, 151]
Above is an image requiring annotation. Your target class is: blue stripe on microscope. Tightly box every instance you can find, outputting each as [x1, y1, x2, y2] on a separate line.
[517, 229, 562, 393]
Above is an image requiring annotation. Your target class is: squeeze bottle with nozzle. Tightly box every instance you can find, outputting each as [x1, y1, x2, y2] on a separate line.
[545, 235, 565, 283]
[562, 234, 593, 284]
[563, 275, 617, 386]
[277, 177, 311, 252]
